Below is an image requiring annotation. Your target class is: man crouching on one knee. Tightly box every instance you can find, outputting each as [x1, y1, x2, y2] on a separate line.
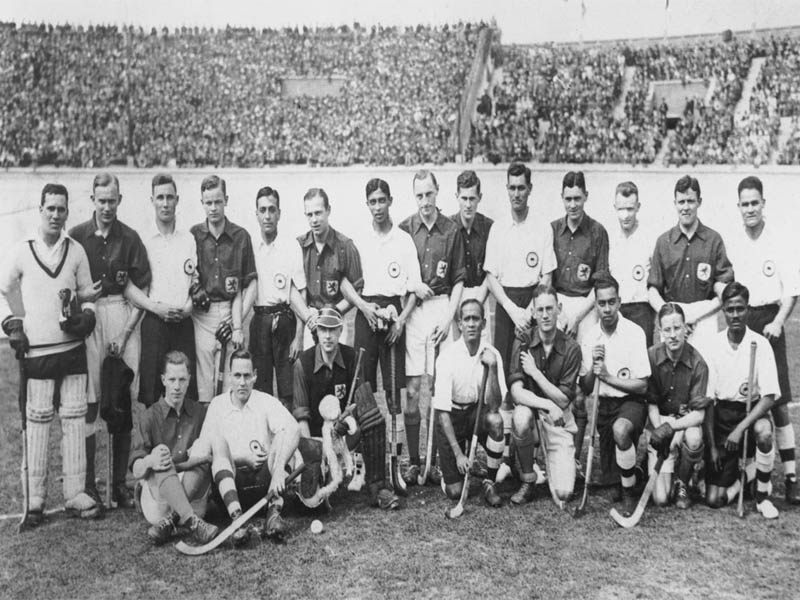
[131, 351, 219, 545]
[646, 304, 709, 509]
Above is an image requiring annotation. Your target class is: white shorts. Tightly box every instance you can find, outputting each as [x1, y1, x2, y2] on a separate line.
[139, 471, 210, 525]
[405, 295, 450, 377]
[648, 419, 686, 476]
[557, 293, 598, 344]
[192, 301, 232, 404]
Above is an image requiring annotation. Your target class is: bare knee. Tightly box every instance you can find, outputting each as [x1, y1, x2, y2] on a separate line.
[684, 426, 703, 451]
[754, 418, 772, 447]
[512, 406, 534, 437]
[706, 487, 725, 509]
[445, 482, 462, 500]
[484, 411, 503, 438]
[612, 419, 634, 449]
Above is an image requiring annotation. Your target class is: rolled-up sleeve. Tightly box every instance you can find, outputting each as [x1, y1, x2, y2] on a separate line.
[292, 360, 311, 423]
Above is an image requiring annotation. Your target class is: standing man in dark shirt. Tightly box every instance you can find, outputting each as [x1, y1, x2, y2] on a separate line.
[70, 173, 151, 508]
[297, 187, 364, 347]
[449, 170, 492, 343]
[190, 175, 257, 404]
[550, 171, 609, 466]
[399, 170, 466, 485]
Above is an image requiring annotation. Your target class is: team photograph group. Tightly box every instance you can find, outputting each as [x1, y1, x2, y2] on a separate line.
[2, 161, 797, 550]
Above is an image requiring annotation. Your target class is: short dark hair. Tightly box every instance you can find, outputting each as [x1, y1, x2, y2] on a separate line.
[674, 175, 701, 198]
[163, 350, 192, 374]
[201, 174, 226, 196]
[737, 176, 763, 198]
[657, 302, 685, 326]
[532, 285, 558, 304]
[304, 187, 330, 210]
[593, 274, 619, 296]
[458, 298, 485, 320]
[562, 171, 587, 194]
[229, 348, 254, 368]
[256, 186, 280, 209]
[722, 281, 750, 305]
[456, 170, 481, 195]
[41, 183, 69, 206]
[151, 173, 177, 194]
[92, 172, 120, 194]
[413, 169, 439, 190]
[615, 181, 638, 199]
[365, 178, 390, 199]
[507, 162, 531, 186]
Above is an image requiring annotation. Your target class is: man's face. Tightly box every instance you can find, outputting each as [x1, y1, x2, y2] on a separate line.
[533, 292, 559, 335]
[738, 188, 765, 229]
[40, 193, 69, 237]
[304, 196, 330, 237]
[723, 294, 748, 335]
[562, 185, 587, 222]
[92, 184, 121, 227]
[458, 302, 485, 343]
[366, 188, 392, 225]
[201, 187, 227, 225]
[413, 176, 438, 219]
[152, 183, 178, 225]
[595, 286, 620, 329]
[659, 312, 686, 355]
[456, 185, 481, 222]
[674, 188, 701, 228]
[229, 357, 256, 403]
[161, 362, 190, 405]
[317, 325, 342, 354]
[256, 195, 281, 236]
[614, 193, 639, 232]
[506, 174, 530, 213]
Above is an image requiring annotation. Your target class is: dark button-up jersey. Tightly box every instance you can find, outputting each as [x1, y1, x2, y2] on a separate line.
[551, 214, 609, 297]
[190, 218, 257, 302]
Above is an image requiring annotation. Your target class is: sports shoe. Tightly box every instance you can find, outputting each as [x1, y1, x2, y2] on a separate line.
[375, 488, 400, 510]
[621, 487, 637, 518]
[229, 510, 250, 547]
[402, 464, 421, 486]
[495, 462, 512, 484]
[427, 465, 443, 487]
[113, 483, 136, 509]
[510, 481, 536, 505]
[785, 476, 800, 505]
[23, 509, 44, 529]
[533, 463, 547, 484]
[186, 514, 219, 545]
[482, 479, 503, 507]
[147, 513, 178, 545]
[265, 504, 288, 542]
[757, 498, 779, 520]
[65, 491, 103, 520]
[675, 480, 691, 510]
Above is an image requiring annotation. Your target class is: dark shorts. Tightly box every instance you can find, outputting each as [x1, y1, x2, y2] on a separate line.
[249, 306, 296, 406]
[706, 400, 757, 488]
[233, 463, 273, 510]
[596, 396, 647, 475]
[494, 286, 534, 380]
[353, 295, 405, 399]
[747, 304, 792, 406]
[25, 344, 87, 379]
[435, 403, 490, 485]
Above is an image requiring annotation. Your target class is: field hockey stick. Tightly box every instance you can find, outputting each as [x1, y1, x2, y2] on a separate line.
[106, 431, 113, 509]
[535, 415, 565, 510]
[389, 344, 407, 495]
[737, 341, 757, 518]
[445, 365, 489, 519]
[419, 336, 436, 485]
[215, 341, 228, 397]
[338, 347, 365, 420]
[175, 463, 306, 556]
[573, 377, 601, 518]
[17, 360, 29, 533]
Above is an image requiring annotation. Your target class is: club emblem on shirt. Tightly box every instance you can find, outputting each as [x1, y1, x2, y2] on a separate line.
[115, 270, 128, 286]
[763, 260, 776, 277]
[436, 260, 448, 278]
[183, 259, 196, 276]
[739, 381, 753, 397]
[387, 261, 401, 279]
[249, 440, 265, 454]
[617, 367, 631, 379]
[334, 384, 347, 400]
[526, 252, 539, 268]
[696, 263, 711, 282]
[577, 264, 591, 282]
[632, 265, 645, 281]
[225, 276, 239, 294]
[274, 273, 287, 289]
[325, 280, 339, 296]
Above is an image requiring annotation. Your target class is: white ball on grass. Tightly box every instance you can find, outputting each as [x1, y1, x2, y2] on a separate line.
[310, 519, 324, 534]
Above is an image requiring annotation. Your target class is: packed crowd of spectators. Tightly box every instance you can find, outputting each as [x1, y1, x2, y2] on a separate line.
[0, 21, 481, 167]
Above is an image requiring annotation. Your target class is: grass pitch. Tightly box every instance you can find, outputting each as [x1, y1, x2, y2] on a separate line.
[3, 319, 800, 599]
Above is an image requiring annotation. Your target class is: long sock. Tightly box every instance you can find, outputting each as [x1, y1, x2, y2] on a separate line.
[678, 442, 704, 484]
[485, 436, 504, 482]
[513, 430, 536, 476]
[405, 413, 421, 464]
[153, 469, 194, 524]
[85, 434, 97, 491]
[214, 469, 241, 517]
[725, 479, 741, 504]
[616, 446, 636, 489]
[755, 447, 775, 503]
[500, 408, 513, 465]
[776, 424, 796, 478]
[113, 431, 131, 486]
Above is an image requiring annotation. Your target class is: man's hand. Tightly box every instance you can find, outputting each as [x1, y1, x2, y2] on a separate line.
[591, 344, 607, 377]
[565, 313, 580, 338]
[414, 284, 434, 302]
[2, 317, 29, 359]
[60, 309, 96, 338]
[548, 404, 564, 427]
[231, 328, 244, 349]
[386, 316, 405, 346]
[107, 332, 129, 358]
[306, 307, 320, 333]
[289, 336, 301, 362]
[246, 449, 268, 471]
[724, 427, 744, 453]
[360, 302, 380, 331]
[520, 351, 540, 379]
[151, 302, 174, 322]
[686, 396, 712, 411]
[268, 468, 287, 496]
[333, 419, 350, 437]
[149, 444, 174, 472]
[456, 451, 470, 475]
[191, 283, 211, 312]
[763, 319, 783, 341]
[709, 445, 722, 473]
[86, 280, 103, 303]
[508, 304, 530, 332]
[431, 319, 450, 347]
[650, 422, 674, 453]
[479, 348, 497, 369]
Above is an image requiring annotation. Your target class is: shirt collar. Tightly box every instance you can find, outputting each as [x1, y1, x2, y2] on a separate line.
[654, 342, 694, 368]
[450, 212, 488, 237]
[530, 328, 567, 355]
[196, 217, 233, 240]
[556, 214, 590, 236]
[157, 396, 197, 418]
[411, 210, 443, 234]
[314, 344, 346, 372]
[669, 220, 707, 243]
[92, 214, 123, 239]
[300, 226, 335, 249]
[27, 228, 67, 246]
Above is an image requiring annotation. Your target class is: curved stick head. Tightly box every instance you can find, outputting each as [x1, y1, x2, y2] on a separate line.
[445, 504, 464, 519]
